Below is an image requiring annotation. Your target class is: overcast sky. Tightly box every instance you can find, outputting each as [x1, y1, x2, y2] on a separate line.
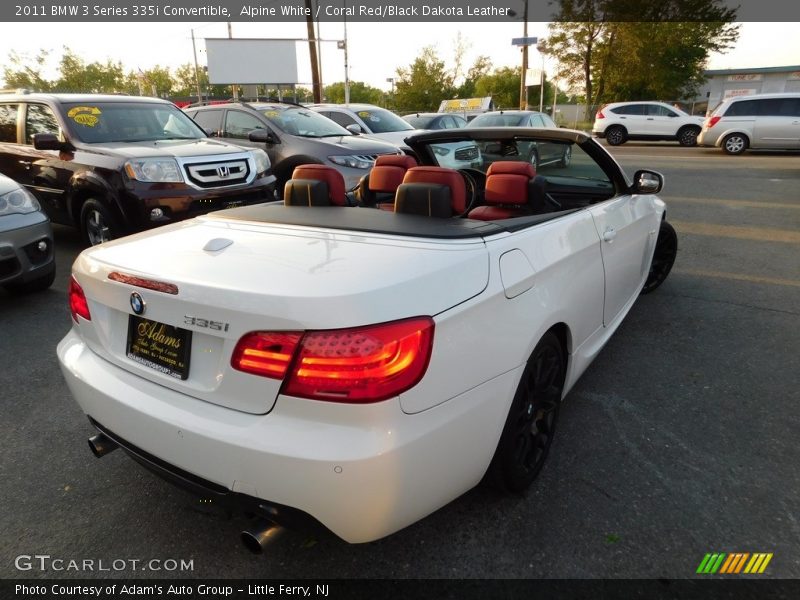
[1, 21, 798, 91]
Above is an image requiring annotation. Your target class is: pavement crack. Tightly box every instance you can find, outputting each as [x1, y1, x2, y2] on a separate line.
[661, 291, 800, 317]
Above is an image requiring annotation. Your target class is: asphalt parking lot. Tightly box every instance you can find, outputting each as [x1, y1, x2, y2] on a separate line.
[1, 144, 798, 580]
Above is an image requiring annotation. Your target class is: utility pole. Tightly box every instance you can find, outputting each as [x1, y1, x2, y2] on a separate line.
[519, 0, 529, 109]
[305, 0, 322, 102]
[191, 29, 202, 103]
[228, 22, 238, 101]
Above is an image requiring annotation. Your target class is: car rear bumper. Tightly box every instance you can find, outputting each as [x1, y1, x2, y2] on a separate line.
[58, 329, 519, 543]
[0, 212, 54, 286]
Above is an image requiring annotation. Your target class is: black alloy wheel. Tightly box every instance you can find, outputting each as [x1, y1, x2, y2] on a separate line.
[605, 126, 627, 146]
[80, 199, 121, 246]
[678, 126, 700, 147]
[641, 221, 678, 294]
[488, 331, 565, 493]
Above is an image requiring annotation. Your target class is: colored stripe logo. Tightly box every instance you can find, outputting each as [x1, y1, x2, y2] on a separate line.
[697, 553, 773, 574]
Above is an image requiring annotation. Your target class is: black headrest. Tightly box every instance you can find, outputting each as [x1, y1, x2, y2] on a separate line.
[394, 183, 452, 218]
[283, 179, 331, 206]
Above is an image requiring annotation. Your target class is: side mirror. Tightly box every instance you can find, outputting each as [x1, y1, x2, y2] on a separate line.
[631, 169, 664, 194]
[33, 133, 69, 152]
[346, 124, 362, 135]
[203, 128, 218, 137]
[248, 129, 277, 144]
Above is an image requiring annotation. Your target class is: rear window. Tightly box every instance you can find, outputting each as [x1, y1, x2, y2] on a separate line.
[0, 104, 18, 142]
[611, 104, 645, 116]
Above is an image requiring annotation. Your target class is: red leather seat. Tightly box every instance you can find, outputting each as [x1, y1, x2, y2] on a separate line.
[468, 161, 536, 221]
[399, 166, 467, 216]
[288, 165, 347, 206]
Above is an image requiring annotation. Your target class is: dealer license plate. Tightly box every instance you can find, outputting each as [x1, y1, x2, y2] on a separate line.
[126, 315, 192, 380]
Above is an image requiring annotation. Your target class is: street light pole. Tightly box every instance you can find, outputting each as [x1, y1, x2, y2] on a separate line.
[343, 0, 350, 104]
[537, 39, 547, 113]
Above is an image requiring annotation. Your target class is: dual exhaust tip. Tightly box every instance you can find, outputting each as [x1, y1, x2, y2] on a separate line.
[87, 432, 284, 553]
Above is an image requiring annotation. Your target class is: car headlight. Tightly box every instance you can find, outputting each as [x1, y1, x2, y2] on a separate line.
[433, 146, 452, 156]
[250, 149, 270, 175]
[0, 186, 40, 216]
[124, 159, 183, 183]
[328, 155, 373, 169]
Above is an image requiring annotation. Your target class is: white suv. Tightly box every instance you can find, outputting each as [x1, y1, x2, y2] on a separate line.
[592, 101, 704, 146]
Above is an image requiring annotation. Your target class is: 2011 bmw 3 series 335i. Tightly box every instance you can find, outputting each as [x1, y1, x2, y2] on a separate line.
[58, 127, 677, 549]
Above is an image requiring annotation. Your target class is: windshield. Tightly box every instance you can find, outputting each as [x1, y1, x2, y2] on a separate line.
[64, 102, 205, 143]
[467, 113, 526, 128]
[354, 108, 414, 133]
[258, 107, 350, 138]
[403, 115, 435, 129]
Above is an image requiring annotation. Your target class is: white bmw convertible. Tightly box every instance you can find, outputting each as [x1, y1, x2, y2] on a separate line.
[58, 128, 677, 548]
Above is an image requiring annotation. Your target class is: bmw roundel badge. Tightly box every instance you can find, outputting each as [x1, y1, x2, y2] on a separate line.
[130, 292, 146, 316]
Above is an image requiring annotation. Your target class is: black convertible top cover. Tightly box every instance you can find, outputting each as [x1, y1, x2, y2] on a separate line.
[209, 204, 577, 240]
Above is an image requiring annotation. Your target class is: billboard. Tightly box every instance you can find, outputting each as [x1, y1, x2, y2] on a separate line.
[205, 38, 299, 84]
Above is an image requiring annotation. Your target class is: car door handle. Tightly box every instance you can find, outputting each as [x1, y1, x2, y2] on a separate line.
[602, 227, 617, 243]
[646, 118, 654, 120]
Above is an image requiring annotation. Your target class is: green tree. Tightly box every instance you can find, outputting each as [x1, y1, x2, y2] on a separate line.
[393, 46, 455, 112]
[474, 67, 520, 109]
[2, 50, 52, 91]
[323, 81, 384, 104]
[455, 55, 493, 100]
[545, 0, 739, 111]
[54, 48, 125, 93]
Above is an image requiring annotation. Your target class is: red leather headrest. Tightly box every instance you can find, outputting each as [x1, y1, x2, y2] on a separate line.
[375, 154, 418, 169]
[369, 165, 406, 193]
[486, 161, 536, 178]
[292, 165, 346, 205]
[485, 174, 529, 205]
[402, 167, 466, 215]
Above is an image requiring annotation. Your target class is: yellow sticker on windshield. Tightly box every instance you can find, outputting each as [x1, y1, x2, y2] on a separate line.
[357, 111, 371, 118]
[264, 111, 280, 118]
[67, 106, 102, 127]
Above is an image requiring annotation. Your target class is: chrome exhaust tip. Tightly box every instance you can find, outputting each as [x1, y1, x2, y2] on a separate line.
[88, 433, 118, 458]
[241, 519, 284, 554]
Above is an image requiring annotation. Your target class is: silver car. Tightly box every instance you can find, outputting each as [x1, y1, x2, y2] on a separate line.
[0, 173, 54, 293]
[698, 93, 800, 154]
[309, 104, 482, 169]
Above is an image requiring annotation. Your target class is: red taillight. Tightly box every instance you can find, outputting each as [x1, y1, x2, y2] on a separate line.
[705, 115, 721, 129]
[596, 110, 605, 119]
[233, 317, 435, 403]
[231, 332, 302, 379]
[68, 276, 91, 322]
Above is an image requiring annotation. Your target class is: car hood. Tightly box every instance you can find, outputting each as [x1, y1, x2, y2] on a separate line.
[79, 139, 252, 159]
[310, 135, 400, 154]
[361, 129, 426, 148]
[0, 176, 20, 195]
[72, 215, 488, 414]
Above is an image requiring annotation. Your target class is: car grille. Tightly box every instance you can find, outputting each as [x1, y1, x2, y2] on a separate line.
[454, 146, 479, 161]
[184, 159, 250, 188]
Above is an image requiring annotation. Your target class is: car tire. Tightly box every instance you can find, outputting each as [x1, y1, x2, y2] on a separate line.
[722, 133, 748, 155]
[557, 145, 572, 168]
[4, 266, 55, 294]
[641, 221, 677, 295]
[677, 126, 700, 147]
[605, 126, 627, 146]
[80, 199, 122, 246]
[487, 331, 565, 493]
[528, 149, 539, 170]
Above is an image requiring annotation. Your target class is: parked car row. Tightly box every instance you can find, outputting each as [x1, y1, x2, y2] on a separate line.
[591, 94, 800, 153]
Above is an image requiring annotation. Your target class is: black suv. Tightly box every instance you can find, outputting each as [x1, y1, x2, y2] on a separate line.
[184, 101, 400, 196]
[0, 93, 275, 245]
